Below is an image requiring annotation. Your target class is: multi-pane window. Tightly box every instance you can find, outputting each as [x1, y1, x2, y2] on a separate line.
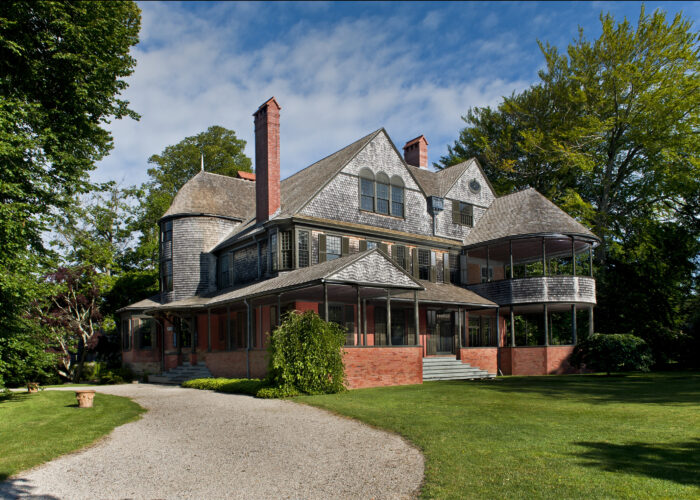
[393, 245, 407, 270]
[139, 319, 152, 349]
[418, 249, 431, 280]
[459, 202, 474, 226]
[279, 231, 292, 270]
[269, 232, 278, 271]
[376, 180, 390, 214]
[326, 235, 342, 261]
[161, 259, 173, 292]
[481, 266, 493, 283]
[360, 177, 374, 211]
[366, 241, 377, 249]
[298, 230, 310, 268]
[162, 220, 172, 243]
[391, 185, 404, 217]
[449, 253, 459, 284]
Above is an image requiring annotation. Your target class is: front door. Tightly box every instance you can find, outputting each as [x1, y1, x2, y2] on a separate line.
[426, 310, 455, 355]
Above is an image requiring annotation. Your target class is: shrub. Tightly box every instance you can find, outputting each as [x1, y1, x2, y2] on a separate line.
[255, 386, 301, 399]
[182, 378, 265, 396]
[572, 333, 653, 375]
[267, 311, 346, 395]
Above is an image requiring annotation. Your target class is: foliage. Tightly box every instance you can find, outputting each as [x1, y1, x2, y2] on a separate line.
[33, 266, 107, 382]
[255, 385, 302, 399]
[0, 1, 140, 390]
[267, 311, 346, 395]
[301, 374, 700, 499]
[0, 330, 57, 387]
[182, 377, 265, 396]
[572, 333, 653, 375]
[439, 6, 700, 363]
[131, 126, 252, 269]
[0, 390, 144, 480]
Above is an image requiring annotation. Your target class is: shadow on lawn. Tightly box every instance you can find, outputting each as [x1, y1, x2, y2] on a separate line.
[476, 373, 700, 405]
[0, 477, 60, 499]
[574, 439, 700, 487]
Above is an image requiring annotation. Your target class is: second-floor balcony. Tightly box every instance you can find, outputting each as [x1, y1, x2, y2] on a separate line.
[467, 275, 596, 306]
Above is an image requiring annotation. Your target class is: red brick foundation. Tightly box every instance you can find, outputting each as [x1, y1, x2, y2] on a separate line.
[343, 346, 422, 389]
[458, 347, 498, 374]
[499, 346, 577, 375]
[203, 350, 269, 379]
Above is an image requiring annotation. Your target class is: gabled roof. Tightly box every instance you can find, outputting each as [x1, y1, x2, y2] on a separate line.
[116, 295, 162, 313]
[144, 248, 423, 312]
[162, 171, 255, 221]
[464, 188, 599, 247]
[392, 280, 496, 307]
[405, 158, 495, 199]
[278, 129, 383, 218]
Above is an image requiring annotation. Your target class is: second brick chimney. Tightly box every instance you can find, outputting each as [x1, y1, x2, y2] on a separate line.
[403, 135, 428, 168]
[254, 97, 281, 223]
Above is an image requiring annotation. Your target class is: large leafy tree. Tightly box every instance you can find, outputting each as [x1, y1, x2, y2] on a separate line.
[130, 126, 252, 269]
[439, 7, 700, 363]
[0, 1, 141, 384]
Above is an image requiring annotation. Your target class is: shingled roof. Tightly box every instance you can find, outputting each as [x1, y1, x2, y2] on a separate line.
[162, 171, 255, 220]
[464, 188, 599, 247]
[405, 158, 493, 198]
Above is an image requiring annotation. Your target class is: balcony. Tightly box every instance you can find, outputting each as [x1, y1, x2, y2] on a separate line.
[466, 276, 596, 306]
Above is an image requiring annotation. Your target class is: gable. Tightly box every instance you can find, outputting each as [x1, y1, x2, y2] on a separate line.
[328, 250, 420, 288]
[443, 159, 496, 207]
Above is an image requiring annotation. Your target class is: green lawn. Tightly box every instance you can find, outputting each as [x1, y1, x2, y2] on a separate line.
[0, 390, 144, 480]
[299, 373, 700, 499]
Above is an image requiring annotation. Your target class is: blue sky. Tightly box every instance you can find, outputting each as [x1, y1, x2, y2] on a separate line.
[96, 1, 699, 185]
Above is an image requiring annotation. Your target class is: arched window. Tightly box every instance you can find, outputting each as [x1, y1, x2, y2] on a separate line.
[359, 168, 375, 212]
[376, 172, 390, 215]
[390, 175, 404, 217]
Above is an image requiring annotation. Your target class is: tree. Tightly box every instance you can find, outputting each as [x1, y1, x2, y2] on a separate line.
[130, 126, 252, 269]
[0, 1, 141, 382]
[439, 6, 700, 363]
[35, 266, 106, 382]
[572, 333, 653, 375]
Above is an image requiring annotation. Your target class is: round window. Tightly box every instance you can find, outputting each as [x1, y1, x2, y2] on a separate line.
[469, 179, 481, 193]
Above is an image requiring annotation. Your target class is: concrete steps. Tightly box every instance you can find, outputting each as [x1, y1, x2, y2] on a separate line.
[149, 362, 213, 385]
[423, 356, 494, 381]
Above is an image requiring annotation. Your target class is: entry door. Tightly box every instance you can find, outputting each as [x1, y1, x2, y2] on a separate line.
[436, 312, 454, 354]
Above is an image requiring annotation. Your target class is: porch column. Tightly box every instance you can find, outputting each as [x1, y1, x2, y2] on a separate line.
[191, 315, 197, 354]
[246, 300, 252, 379]
[496, 307, 501, 347]
[510, 306, 515, 347]
[543, 304, 549, 346]
[226, 305, 231, 351]
[323, 282, 329, 321]
[509, 240, 514, 279]
[207, 308, 211, 352]
[571, 304, 577, 344]
[386, 289, 392, 346]
[589, 243, 593, 276]
[356, 286, 361, 346]
[589, 306, 594, 337]
[362, 299, 368, 346]
[414, 291, 420, 346]
[457, 308, 463, 349]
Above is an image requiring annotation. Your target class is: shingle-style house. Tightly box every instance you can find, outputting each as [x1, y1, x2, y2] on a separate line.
[118, 97, 598, 388]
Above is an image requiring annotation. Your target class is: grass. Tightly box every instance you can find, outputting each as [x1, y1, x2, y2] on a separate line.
[299, 373, 700, 499]
[0, 390, 145, 481]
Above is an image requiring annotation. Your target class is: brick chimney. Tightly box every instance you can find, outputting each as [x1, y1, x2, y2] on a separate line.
[253, 97, 281, 223]
[403, 135, 428, 168]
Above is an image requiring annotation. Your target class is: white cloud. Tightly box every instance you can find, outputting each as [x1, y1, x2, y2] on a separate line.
[95, 2, 532, 186]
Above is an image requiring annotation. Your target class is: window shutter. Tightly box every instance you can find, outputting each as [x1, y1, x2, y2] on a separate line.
[443, 254, 451, 284]
[465, 203, 474, 227]
[393, 244, 406, 269]
[460, 254, 467, 284]
[430, 265, 437, 282]
[319, 234, 327, 263]
[412, 248, 419, 278]
[359, 240, 367, 252]
[341, 237, 350, 256]
[452, 199, 460, 224]
[379, 242, 388, 254]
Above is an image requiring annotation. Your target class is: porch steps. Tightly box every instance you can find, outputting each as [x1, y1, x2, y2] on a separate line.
[423, 357, 495, 381]
[149, 362, 213, 385]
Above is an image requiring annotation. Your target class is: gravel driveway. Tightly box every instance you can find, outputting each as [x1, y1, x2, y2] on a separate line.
[1, 384, 423, 499]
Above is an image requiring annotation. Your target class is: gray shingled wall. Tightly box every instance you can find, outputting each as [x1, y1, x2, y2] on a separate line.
[168, 216, 240, 302]
[466, 276, 596, 306]
[233, 244, 258, 285]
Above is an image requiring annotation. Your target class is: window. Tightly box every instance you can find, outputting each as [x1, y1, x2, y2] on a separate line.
[279, 231, 292, 270]
[139, 319, 153, 349]
[162, 220, 172, 243]
[360, 170, 375, 211]
[418, 249, 431, 280]
[161, 259, 173, 292]
[366, 241, 377, 249]
[390, 176, 404, 217]
[449, 253, 459, 284]
[121, 319, 130, 350]
[298, 230, 310, 268]
[376, 173, 390, 215]
[452, 200, 474, 227]
[218, 252, 231, 288]
[481, 266, 493, 283]
[393, 245, 407, 270]
[269, 232, 278, 271]
[326, 235, 342, 261]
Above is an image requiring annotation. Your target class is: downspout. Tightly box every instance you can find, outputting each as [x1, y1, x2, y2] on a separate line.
[244, 298, 251, 379]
